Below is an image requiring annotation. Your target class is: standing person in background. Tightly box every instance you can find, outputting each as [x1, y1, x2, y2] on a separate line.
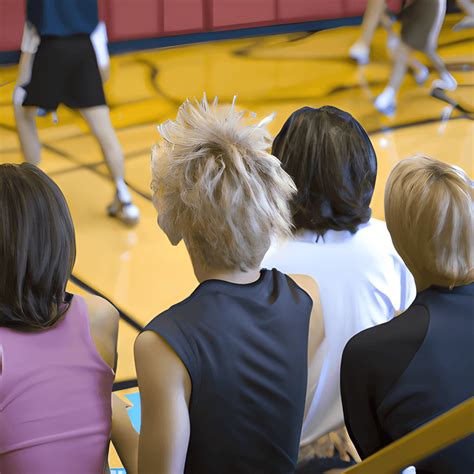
[349, 0, 400, 64]
[262, 106, 416, 473]
[375, 0, 457, 116]
[341, 156, 473, 472]
[349, 0, 429, 85]
[13, 0, 140, 226]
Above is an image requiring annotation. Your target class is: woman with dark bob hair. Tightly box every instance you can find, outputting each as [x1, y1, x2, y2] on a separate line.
[262, 106, 416, 471]
[0, 164, 123, 473]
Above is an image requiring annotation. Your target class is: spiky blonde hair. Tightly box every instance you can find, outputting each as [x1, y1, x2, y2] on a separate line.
[151, 96, 296, 271]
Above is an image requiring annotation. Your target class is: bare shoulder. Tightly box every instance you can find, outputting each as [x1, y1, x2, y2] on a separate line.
[82, 294, 119, 333]
[135, 330, 178, 365]
[289, 274, 321, 303]
[81, 294, 119, 370]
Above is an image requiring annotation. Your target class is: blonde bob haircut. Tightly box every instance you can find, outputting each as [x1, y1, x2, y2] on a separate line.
[385, 155, 473, 290]
[151, 96, 296, 271]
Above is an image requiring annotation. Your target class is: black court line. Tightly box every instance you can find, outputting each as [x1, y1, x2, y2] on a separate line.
[368, 114, 471, 136]
[70, 274, 144, 332]
[41, 142, 153, 201]
[113, 379, 139, 392]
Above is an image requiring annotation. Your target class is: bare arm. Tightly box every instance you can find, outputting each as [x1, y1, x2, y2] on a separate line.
[290, 274, 325, 388]
[134, 331, 192, 474]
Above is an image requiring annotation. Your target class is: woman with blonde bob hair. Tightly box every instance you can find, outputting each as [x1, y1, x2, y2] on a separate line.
[127, 97, 324, 474]
[341, 156, 473, 473]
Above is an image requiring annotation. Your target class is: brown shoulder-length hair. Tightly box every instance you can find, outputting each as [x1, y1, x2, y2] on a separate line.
[0, 163, 76, 329]
[272, 106, 377, 235]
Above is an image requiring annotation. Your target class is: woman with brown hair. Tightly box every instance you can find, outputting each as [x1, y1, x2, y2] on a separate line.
[0, 164, 121, 473]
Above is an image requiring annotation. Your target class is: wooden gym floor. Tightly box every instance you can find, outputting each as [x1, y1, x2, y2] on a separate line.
[0, 14, 472, 469]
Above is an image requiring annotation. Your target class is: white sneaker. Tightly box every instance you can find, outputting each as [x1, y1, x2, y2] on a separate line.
[413, 65, 429, 86]
[107, 194, 140, 226]
[349, 43, 370, 65]
[453, 16, 474, 31]
[374, 90, 396, 117]
[431, 75, 457, 92]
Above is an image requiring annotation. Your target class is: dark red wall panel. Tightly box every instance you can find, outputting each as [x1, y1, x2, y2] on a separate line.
[212, 0, 276, 29]
[343, 0, 368, 17]
[105, 0, 162, 41]
[343, 0, 403, 16]
[0, 0, 25, 51]
[277, 0, 344, 22]
[164, 0, 204, 33]
[0, 0, 400, 52]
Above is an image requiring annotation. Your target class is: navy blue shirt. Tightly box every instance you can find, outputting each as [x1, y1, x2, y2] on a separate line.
[27, 0, 99, 37]
[144, 269, 312, 474]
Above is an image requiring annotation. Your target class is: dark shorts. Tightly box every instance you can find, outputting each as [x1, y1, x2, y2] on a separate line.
[400, 0, 445, 52]
[22, 34, 106, 111]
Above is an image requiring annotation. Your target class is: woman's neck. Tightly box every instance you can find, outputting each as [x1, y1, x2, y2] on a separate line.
[193, 262, 261, 285]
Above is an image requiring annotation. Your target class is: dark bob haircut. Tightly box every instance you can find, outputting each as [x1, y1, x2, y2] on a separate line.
[272, 106, 377, 235]
[0, 163, 76, 329]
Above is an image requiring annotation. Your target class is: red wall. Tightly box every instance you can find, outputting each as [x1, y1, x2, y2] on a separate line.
[0, 0, 401, 51]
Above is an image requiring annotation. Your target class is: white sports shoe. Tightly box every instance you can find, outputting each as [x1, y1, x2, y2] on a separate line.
[431, 75, 458, 92]
[349, 43, 370, 65]
[453, 16, 474, 31]
[107, 194, 140, 226]
[374, 89, 396, 117]
[413, 65, 429, 86]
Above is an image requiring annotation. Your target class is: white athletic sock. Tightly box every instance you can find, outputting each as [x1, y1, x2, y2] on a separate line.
[115, 179, 132, 204]
[349, 43, 370, 64]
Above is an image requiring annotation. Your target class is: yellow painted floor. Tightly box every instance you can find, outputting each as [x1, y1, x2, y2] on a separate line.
[0, 14, 472, 469]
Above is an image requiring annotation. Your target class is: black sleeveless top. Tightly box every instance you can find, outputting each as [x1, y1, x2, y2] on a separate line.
[144, 269, 312, 474]
[341, 283, 474, 473]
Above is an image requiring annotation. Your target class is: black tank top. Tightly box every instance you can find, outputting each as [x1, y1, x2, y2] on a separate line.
[342, 283, 474, 473]
[144, 269, 312, 474]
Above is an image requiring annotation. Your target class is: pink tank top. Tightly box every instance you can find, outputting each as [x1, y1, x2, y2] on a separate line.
[0, 295, 114, 474]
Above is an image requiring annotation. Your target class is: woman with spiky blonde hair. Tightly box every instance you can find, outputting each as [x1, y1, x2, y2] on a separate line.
[128, 97, 324, 473]
[341, 156, 473, 472]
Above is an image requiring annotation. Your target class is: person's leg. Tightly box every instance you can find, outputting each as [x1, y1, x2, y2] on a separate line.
[13, 52, 41, 165]
[374, 41, 412, 115]
[427, 49, 457, 90]
[456, 0, 474, 16]
[14, 105, 41, 165]
[349, 0, 387, 64]
[80, 105, 140, 225]
[80, 105, 125, 182]
[409, 57, 430, 85]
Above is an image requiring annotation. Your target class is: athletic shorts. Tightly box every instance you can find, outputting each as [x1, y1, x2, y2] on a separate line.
[399, 0, 445, 52]
[22, 34, 106, 111]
